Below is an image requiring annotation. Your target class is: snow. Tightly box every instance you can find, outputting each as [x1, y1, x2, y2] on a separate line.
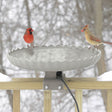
[0, 73, 12, 82]
[97, 71, 112, 81]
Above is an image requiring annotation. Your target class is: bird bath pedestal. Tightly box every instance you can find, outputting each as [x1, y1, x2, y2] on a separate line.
[8, 46, 101, 90]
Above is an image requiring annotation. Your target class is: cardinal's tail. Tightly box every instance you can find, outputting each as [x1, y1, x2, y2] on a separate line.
[103, 41, 112, 45]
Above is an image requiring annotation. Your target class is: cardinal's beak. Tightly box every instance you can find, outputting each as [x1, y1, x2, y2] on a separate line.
[31, 29, 34, 32]
[81, 29, 84, 32]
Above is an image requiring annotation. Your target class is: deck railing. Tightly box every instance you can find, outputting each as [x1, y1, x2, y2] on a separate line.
[0, 78, 112, 112]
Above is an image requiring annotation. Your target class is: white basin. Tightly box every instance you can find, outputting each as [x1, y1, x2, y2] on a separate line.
[8, 46, 101, 71]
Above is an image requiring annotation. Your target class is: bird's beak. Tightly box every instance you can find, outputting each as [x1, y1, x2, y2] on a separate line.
[81, 29, 84, 32]
[31, 29, 34, 32]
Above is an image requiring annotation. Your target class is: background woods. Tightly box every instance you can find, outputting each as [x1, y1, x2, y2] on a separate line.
[0, 0, 112, 112]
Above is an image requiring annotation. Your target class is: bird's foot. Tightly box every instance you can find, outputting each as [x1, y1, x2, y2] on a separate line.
[94, 45, 99, 50]
[27, 44, 30, 48]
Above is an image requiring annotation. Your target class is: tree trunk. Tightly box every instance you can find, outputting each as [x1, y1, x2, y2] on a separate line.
[25, 0, 31, 28]
[94, 0, 107, 111]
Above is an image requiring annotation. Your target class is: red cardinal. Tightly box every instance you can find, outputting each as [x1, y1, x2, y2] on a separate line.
[23, 28, 34, 46]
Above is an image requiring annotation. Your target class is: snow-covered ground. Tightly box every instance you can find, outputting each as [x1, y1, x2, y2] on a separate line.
[0, 73, 11, 82]
[97, 71, 112, 81]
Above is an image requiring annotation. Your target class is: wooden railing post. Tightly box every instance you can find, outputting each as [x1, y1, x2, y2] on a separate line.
[44, 90, 51, 112]
[13, 90, 20, 112]
[107, 90, 112, 112]
[75, 89, 82, 112]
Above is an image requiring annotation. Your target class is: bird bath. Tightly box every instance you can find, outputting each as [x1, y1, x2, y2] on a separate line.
[8, 46, 101, 90]
[8, 46, 101, 71]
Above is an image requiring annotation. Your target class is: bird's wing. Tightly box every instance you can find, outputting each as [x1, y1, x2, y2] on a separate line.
[23, 31, 28, 38]
[89, 34, 101, 42]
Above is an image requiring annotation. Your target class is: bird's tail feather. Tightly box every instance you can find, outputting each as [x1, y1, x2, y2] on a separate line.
[103, 41, 112, 45]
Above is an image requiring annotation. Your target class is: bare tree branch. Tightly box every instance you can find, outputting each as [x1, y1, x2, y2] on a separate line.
[25, 0, 31, 27]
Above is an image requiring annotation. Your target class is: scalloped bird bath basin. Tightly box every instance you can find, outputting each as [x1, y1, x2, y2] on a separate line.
[8, 46, 101, 71]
